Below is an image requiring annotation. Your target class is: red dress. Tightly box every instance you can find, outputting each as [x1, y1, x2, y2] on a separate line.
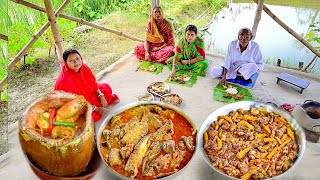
[54, 63, 119, 122]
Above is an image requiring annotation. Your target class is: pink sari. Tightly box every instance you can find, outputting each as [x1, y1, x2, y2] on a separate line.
[134, 10, 175, 64]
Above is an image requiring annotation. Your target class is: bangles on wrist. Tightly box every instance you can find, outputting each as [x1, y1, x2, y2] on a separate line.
[92, 106, 97, 111]
[98, 93, 104, 97]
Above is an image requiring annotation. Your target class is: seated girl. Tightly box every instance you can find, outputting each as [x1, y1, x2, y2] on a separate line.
[167, 24, 208, 77]
[134, 6, 175, 64]
[54, 49, 119, 122]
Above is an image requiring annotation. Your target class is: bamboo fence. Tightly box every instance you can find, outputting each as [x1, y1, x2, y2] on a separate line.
[252, 0, 264, 40]
[43, 0, 68, 65]
[7, 0, 71, 72]
[0, 34, 8, 41]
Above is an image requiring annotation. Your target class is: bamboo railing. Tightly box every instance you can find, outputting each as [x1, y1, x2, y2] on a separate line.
[11, 0, 144, 42]
[8, 0, 144, 70]
[253, 0, 320, 59]
[251, 0, 264, 40]
[7, 0, 71, 72]
[0, 34, 8, 41]
[43, 0, 68, 65]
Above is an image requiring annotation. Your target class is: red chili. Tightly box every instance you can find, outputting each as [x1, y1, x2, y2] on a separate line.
[48, 108, 57, 135]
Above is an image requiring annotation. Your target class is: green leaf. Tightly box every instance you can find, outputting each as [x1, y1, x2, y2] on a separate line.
[213, 83, 254, 103]
[165, 71, 198, 88]
[88, 11, 96, 18]
[73, 2, 79, 7]
[136, 62, 164, 75]
[77, 6, 83, 12]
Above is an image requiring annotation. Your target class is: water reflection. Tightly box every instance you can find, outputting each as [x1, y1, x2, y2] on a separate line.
[205, 3, 320, 74]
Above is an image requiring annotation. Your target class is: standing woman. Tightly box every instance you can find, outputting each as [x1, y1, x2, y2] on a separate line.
[134, 6, 175, 64]
[54, 49, 120, 122]
[167, 24, 208, 77]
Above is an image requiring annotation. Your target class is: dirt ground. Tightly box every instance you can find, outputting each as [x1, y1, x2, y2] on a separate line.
[0, 101, 8, 155]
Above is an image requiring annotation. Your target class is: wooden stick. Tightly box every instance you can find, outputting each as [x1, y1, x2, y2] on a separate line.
[43, 0, 69, 66]
[0, 75, 8, 90]
[302, 55, 318, 72]
[7, 0, 69, 72]
[0, 34, 8, 41]
[11, 0, 144, 43]
[253, 0, 320, 58]
[251, 0, 264, 40]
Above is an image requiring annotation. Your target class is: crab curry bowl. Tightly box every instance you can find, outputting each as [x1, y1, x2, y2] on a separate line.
[97, 101, 197, 179]
[198, 101, 306, 180]
[19, 91, 95, 177]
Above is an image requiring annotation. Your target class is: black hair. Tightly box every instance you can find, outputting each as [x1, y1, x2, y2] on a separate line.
[185, 24, 198, 34]
[63, 49, 81, 62]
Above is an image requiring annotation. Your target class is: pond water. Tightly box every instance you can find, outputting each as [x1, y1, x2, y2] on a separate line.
[205, 2, 320, 75]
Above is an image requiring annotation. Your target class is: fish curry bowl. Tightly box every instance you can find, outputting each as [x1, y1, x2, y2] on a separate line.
[19, 91, 95, 177]
[198, 101, 306, 180]
[97, 101, 197, 179]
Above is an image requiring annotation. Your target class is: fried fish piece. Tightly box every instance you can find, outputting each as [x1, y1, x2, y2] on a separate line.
[108, 148, 122, 166]
[181, 136, 195, 152]
[150, 120, 174, 142]
[162, 140, 176, 154]
[120, 121, 148, 147]
[142, 141, 162, 176]
[125, 135, 151, 178]
[141, 109, 162, 133]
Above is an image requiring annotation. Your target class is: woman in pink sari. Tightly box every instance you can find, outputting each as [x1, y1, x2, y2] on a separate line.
[54, 49, 119, 122]
[134, 6, 175, 64]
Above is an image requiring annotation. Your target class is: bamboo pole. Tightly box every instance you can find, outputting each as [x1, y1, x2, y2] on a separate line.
[251, 0, 264, 40]
[302, 55, 318, 72]
[253, 0, 320, 58]
[152, 0, 160, 8]
[11, 0, 144, 43]
[43, 0, 68, 66]
[7, 0, 69, 72]
[0, 75, 8, 91]
[0, 34, 8, 41]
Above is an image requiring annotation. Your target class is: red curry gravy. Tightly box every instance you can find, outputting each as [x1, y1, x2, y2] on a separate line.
[99, 105, 196, 179]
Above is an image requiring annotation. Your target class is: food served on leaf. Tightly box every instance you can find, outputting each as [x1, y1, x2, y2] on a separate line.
[147, 82, 170, 96]
[226, 85, 238, 95]
[99, 104, 196, 179]
[19, 92, 94, 177]
[223, 93, 233, 99]
[137, 65, 157, 72]
[138, 93, 154, 102]
[203, 106, 299, 180]
[160, 94, 183, 106]
[169, 74, 192, 84]
[234, 93, 245, 100]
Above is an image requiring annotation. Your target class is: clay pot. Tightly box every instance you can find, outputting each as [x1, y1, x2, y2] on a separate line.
[27, 146, 101, 180]
[19, 91, 95, 177]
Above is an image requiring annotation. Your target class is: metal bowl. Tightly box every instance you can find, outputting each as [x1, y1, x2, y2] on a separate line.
[97, 101, 197, 179]
[160, 93, 183, 107]
[137, 93, 155, 102]
[147, 82, 170, 97]
[198, 101, 306, 180]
